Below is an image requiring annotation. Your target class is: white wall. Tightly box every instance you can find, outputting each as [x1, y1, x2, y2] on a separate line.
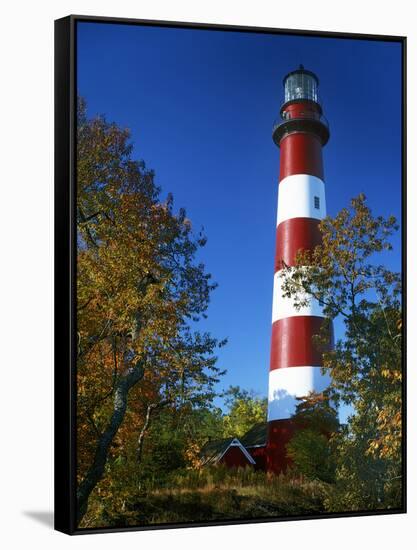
[268, 366, 331, 420]
[0, 1, 414, 549]
[277, 174, 326, 225]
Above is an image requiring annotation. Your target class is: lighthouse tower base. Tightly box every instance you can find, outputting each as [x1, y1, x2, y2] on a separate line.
[266, 418, 298, 474]
[266, 360, 332, 474]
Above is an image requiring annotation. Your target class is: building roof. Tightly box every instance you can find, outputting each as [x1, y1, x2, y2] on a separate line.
[240, 422, 268, 448]
[283, 65, 319, 86]
[200, 437, 256, 466]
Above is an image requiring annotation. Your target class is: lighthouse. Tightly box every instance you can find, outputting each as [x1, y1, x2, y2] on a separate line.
[266, 66, 333, 474]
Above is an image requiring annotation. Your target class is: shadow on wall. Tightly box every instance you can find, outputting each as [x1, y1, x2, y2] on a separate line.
[267, 367, 331, 421]
[23, 511, 54, 529]
[268, 389, 298, 420]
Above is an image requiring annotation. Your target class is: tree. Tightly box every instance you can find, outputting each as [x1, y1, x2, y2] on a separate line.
[281, 194, 402, 510]
[137, 404, 224, 478]
[76, 99, 226, 525]
[286, 392, 339, 483]
[221, 386, 267, 438]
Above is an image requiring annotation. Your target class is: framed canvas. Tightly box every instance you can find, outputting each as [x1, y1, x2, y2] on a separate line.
[54, 14, 406, 535]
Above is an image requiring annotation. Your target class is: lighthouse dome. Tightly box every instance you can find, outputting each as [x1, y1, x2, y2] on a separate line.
[283, 65, 319, 104]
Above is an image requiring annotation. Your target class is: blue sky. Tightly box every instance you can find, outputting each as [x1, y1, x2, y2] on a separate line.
[77, 22, 402, 420]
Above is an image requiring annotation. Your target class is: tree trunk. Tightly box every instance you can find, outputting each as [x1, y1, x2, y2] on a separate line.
[136, 403, 157, 463]
[76, 361, 145, 525]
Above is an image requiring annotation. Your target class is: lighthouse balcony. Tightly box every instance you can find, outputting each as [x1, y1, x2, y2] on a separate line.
[272, 114, 330, 147]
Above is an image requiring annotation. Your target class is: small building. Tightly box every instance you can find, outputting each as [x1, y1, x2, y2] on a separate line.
[199, 423, 270, 471]
[240, 422, 267, 471]
[200, 437, 256, 469]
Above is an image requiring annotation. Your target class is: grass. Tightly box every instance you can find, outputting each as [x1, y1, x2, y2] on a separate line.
[82, 466, 328, 528]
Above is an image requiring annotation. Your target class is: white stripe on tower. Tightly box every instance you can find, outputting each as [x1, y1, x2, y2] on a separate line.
[276, 174, 326, 225]
[271, 269, 324, 323]
[268, 366, 330, 421]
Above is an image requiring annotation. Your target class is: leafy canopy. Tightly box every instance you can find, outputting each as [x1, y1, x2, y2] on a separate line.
[281, 194, 402, 510]
[76, 98, 226, 523]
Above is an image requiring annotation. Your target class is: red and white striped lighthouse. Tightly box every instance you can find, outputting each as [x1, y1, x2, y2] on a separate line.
[266, 66, 333, 474]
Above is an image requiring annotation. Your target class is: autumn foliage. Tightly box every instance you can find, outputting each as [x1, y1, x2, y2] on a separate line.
[76, 99, 225, 524]
[281, 195, 403, 510]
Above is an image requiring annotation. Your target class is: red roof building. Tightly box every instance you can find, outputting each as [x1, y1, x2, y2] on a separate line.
[200, 437, 256, 469]
[200, 423, 270, 471]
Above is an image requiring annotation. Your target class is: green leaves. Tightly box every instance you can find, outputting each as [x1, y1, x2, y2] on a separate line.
[221, 386, 267, 438]
[281, 194, 402, 511]
[286, 392, 338, 483]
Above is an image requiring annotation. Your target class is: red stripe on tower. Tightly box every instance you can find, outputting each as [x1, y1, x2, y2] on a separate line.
[280, 133, 324, 180]
[270, 316, 334, 371]
[275, 217, 322, 270]
[266, 65, 333, 474]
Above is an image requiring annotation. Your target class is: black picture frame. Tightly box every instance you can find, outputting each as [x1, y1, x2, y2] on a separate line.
[54, 14, 407, 535]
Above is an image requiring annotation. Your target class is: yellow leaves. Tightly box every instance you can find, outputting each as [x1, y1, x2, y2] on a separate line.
[366, 407, 402, 461]
[184, 441, 203, 469]
[381, 367, 402, 382]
